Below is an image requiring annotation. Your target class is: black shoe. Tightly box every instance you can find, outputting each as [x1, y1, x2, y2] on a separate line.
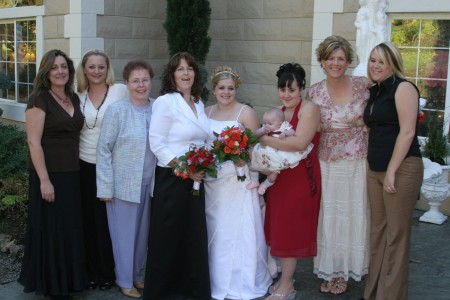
[86, 281, 98, 290]
[99, 281, 114, 290]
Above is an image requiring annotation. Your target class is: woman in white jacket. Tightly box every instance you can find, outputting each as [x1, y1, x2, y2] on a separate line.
[143, 52, 211, 300]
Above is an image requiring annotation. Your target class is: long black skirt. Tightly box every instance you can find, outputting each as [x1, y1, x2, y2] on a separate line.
[18, 169, 86, 297]
[143, 166, 211, 300]
[79, 159, 115, 285]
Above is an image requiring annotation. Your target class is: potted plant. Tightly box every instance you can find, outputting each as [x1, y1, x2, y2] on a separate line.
[422, 117, 450, 165]
[420, 116, 450, 224]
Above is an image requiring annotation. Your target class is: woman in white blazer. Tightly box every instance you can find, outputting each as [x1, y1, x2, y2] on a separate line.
[96, 60, 156, 299]
[143, 52, 211, 300]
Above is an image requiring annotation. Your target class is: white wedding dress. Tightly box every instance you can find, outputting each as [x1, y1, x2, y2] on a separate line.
[204, 118, 272, 300]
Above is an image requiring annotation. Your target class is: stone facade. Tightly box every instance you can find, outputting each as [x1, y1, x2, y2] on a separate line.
[2, 0, 450, 214]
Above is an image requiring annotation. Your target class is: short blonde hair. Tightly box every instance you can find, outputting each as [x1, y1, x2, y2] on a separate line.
[315, 35, 354, 65]
[76, 50, 115, 92]
[210, 66, 241, 90]
[367, 42, 405, 84]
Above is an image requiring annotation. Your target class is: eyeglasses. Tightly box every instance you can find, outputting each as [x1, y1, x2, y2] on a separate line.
[128, 78, 151, 86]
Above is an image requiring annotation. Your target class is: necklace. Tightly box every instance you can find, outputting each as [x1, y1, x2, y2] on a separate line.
[50, 89, 70, 107]
[82, 85, 109, 129]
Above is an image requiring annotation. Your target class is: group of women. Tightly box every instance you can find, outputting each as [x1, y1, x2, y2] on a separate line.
[18, 33, 422, 300]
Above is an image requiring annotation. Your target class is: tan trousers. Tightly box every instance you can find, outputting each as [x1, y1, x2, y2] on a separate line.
[363, 156, 423, 300]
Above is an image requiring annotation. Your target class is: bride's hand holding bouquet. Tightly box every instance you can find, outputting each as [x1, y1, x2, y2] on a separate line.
[212, 124, 259, 181]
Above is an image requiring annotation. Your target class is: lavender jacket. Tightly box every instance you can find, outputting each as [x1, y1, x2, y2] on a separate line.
[96, 98, 156, 203]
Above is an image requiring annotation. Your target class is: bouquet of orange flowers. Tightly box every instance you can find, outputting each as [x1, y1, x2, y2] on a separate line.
[172, 145, 217, 196]
[212, 124, 259, 181]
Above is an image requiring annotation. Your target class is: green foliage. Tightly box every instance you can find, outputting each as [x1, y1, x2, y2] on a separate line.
[0, 124, 29, 179]
[164, 0, 212, 100]
[0, 174, 28, 218]
[0, 72, 12, 89]
[164, 0, 211, 63]
[422, 118, 450, 165]
[0, 124, 29, 217]
[0, 194, 27, 217]
[391, 19, 450, 111]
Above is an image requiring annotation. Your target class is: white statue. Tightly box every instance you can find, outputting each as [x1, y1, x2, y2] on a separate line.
[353, 0, 389, 76]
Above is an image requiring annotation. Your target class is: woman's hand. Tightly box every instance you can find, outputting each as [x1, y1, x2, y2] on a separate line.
[189, 170, 205, 182]
[41, 179, 55, 202]
[100, 198, 113, 202]
[168, 158, 181, 168]
[383, 171, 397, 193]
[259, 135, 269, 147]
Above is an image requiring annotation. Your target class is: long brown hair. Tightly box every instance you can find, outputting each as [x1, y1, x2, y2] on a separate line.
[32, 49, 75, 97]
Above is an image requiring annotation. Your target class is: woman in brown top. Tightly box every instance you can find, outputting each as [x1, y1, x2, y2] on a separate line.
[18, 49, 86, 300]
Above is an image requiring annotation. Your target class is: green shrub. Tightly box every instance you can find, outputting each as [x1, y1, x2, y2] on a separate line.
[0, 124, 28, 179]
[0, 124, 29, 218]
[422, 118, 450, 165]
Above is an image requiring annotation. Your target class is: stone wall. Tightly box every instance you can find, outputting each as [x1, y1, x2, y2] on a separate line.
[206, 0, 314, 116]
[97, 0, 166, 99]
[45, 0, 360, 114]
[43, 0, 70, 53]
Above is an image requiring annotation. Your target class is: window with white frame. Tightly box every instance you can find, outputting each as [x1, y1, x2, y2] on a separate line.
[391, 19, 450, 136]
[0, 19, 36, 103]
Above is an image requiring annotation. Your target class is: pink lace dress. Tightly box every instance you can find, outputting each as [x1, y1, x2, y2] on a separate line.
[306, 76, 371, 281]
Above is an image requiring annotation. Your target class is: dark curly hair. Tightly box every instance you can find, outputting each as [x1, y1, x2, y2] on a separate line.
[276, 63, 306, 90]
[160, 52, 203, 103]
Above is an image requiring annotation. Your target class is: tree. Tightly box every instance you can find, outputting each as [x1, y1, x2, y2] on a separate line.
[164, 0, 211, 100]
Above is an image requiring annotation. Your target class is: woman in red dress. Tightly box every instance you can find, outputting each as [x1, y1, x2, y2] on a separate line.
[261, 63, 321, 300]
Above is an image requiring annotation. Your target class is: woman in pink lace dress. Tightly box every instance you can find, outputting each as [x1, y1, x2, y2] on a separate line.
[306, 35, 370, 295]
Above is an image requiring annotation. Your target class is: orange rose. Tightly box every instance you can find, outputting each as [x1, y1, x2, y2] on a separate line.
[224, 146, 231, 154]
[231, 148, 240, 154]
[227, 139, 235, 148]
[231, 132, 241, 141]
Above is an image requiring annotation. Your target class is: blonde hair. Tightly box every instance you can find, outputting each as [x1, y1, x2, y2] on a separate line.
[76, 50, 115, 92]
[210, 66, 241, 90]
[367, 42, 405, 84]
[315, 35, 354, 65]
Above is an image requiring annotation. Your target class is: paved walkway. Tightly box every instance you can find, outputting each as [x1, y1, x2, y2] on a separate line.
[1, 210, 449, 299]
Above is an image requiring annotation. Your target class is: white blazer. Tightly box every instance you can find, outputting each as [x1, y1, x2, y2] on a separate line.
[149, 92, 212, 167]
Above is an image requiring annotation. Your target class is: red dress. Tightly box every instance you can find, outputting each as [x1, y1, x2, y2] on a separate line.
[264, 101, 321, 258]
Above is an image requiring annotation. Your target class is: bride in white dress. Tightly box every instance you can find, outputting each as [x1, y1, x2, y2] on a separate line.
[204, 66, 272, 300]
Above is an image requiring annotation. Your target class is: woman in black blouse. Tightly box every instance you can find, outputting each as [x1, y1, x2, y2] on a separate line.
[18, 49, 86, 300]
[362, 42, 423, 300]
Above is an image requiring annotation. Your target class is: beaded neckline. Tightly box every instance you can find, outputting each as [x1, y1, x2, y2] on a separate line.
[82, 85, 109, 129]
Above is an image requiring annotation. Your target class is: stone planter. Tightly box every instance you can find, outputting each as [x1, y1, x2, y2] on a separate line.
[420, 159, 449, 224]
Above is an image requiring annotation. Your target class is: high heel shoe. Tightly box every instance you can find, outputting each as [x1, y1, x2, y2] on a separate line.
[134, 281, 144, 289]
[266, 290, 297, 300]
[120, 287, 142, 299]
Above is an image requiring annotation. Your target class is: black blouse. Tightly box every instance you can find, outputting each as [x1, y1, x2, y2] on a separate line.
[27, 91, 84, 172]
[363, 76, 421, 172]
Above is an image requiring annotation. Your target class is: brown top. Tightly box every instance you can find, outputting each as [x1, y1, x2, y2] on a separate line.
[27, 91, 84, 172]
